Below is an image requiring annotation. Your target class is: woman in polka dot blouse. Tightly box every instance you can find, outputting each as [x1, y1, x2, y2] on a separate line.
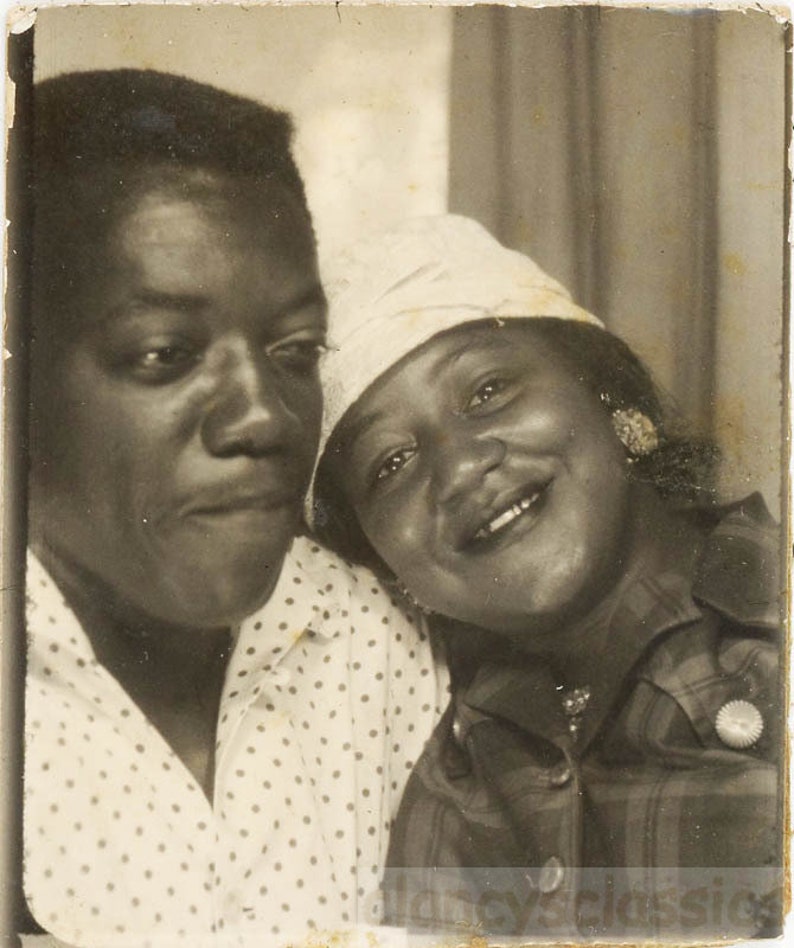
[23, 72, 447, 946]
[310, 215, 782, 941]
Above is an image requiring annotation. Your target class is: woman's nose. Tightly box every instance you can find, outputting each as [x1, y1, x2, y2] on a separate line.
[201, 344, 298, 458]
[433, 430, 506, 507]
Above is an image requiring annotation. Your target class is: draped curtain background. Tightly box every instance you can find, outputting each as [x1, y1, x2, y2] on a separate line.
[449, 7, 787, 510]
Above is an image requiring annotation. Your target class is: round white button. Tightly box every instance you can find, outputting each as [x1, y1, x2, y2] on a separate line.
[715, 700, 763, 749]
[538, 856, 565, 894]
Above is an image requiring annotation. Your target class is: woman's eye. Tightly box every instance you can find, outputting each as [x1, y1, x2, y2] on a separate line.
[467, 377, 507, 409]
[128, 344, 196, 381]
[375, 447, 415, 483]
[139, 347, 186, 367]
[268, 340, 327, 375]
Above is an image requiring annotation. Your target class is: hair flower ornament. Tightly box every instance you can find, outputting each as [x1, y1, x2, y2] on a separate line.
[611, 408, 659, 458]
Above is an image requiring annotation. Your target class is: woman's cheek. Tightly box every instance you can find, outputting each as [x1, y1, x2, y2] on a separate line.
[366, 508, 412, 575]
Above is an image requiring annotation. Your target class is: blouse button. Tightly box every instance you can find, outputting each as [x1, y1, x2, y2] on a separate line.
[715, 700, 763, 749]
[548, 763, 572, 788]
[538, 856, 565, 894]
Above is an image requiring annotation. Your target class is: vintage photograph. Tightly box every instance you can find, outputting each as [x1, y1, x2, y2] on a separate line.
[2, 2, 789, 946]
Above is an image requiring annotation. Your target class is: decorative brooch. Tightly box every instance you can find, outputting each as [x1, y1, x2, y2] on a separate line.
[561, 685, 592, 739]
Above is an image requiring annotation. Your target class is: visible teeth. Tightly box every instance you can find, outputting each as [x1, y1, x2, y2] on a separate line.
[488, 506, 521, 533]
[477, 491, 540, 539]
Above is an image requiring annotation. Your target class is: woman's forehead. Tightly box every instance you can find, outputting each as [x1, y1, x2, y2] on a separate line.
[405, 319, 552, 369]
[34, 166, 318, 333]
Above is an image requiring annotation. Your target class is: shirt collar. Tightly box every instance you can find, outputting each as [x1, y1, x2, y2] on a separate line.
[216, 537, 352, 758]
[223, 536, 348, 698]
[28, 540, 353, 777]
[26, 551, 99, 665]
[691, 492, 780, 628]
[27, 537, 347, 688]
[236, 536, 346, 643]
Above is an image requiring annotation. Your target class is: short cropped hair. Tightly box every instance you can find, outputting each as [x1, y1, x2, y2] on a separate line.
[34, 68, 308, 206]
[32, 69, 312, 316]
[312, 319, 719, 578]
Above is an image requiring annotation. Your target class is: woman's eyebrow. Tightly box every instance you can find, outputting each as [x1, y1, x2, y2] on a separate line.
[102, 285, 327, 328]
[282, 284, 327, 317]
[270, 285, 328, 331]
[103, 290, 209, 324]
[339, 408, 390, 452]
[428, 332, 504, 374]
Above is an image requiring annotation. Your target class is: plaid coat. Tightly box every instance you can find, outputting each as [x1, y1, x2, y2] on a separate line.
[383, 495, 783, 941]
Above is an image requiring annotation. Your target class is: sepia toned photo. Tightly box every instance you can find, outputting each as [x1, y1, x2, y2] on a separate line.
[2, 2, 789, 946]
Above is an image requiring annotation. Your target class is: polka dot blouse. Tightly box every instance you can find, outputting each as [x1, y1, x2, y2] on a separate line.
[24, 538, 449, 947]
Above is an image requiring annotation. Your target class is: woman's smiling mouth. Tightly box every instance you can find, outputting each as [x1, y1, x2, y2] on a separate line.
[475, 491, 541, 538]
[464, 479, 553, 548]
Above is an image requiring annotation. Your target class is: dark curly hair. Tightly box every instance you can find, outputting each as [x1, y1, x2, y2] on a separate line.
[311, 318, 719, 579]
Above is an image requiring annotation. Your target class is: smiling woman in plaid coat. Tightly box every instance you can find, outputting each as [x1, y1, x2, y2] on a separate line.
[310, 215, 782, 941]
